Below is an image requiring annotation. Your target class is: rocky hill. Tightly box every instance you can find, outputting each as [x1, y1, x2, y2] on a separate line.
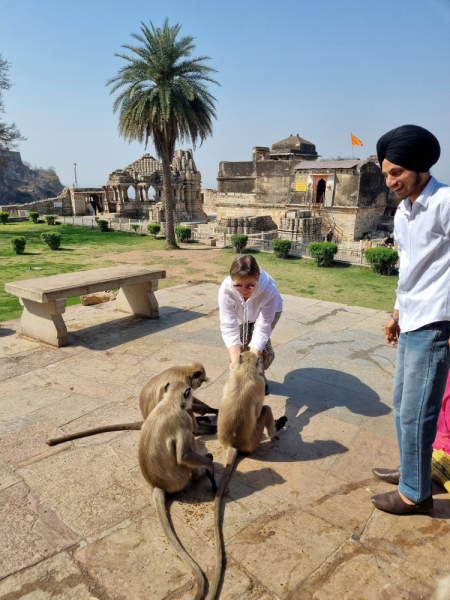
[0, 150, 65, 204]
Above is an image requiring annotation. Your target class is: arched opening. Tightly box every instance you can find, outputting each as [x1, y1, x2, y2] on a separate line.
[316, 178, 326, 204]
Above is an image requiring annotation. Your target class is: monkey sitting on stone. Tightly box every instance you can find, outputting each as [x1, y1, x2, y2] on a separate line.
[139, 380, 217, 600]
[46, 363, 218, 446]
[206, 351, 287, 600]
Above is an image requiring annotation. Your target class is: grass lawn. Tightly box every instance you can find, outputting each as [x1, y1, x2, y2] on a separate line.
[0, 222, 398, 322]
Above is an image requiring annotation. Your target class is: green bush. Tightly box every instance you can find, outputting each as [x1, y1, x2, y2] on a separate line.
[10, 236, 26, 255]
[147, 223, 161, 238]
[270, 238, 292, 259]
[97, 219, 108, 232]
[29, 211, 39, 224]
[308, 241, 338, 267]
[230, 234, 248, 254]
[175, 226, 192, 243]
[41, 232, 61, 250]
[364, 247, 399, 275]
[0, 211, 9, 224]
[45, 215, 56, 225]
[131, 223, 139, 234]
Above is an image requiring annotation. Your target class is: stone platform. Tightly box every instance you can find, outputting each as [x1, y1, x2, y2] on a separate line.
[0, 283, 448, 599]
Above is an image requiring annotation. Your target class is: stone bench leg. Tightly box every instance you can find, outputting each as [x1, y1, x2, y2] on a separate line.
[116, 279, 160, 318]
[20, 298, 68, 347]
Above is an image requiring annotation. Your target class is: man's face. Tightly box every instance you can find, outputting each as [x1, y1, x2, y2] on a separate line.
[382, 159, 421, 200]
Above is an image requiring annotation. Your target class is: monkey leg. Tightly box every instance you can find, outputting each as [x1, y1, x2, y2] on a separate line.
[188, 410, 217, 435]
[249, 405, 275, 451]
[192, 397, 219, 416]
[179, 448, 217, 491]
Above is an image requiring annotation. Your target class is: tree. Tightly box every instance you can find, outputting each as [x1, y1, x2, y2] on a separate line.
[0, 54, 26, 151]
[106, 19, 218, 248]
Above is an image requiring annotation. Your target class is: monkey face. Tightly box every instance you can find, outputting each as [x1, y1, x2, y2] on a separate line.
[191, 365, 208, 389]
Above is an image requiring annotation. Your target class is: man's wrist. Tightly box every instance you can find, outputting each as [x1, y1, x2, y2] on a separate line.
[390, 314, 399, 324]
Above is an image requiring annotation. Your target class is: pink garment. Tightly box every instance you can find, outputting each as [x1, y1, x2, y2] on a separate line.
[433, 372, 450, 454]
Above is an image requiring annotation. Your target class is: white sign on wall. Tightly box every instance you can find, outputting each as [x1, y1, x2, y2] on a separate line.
[54, 202, 63, 208]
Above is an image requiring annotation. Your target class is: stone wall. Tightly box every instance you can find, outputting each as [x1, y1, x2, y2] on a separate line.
[218, 215, 277, 235]
[215, 202, 287, 227]
[0, 188, 73, 217]
[218, 159, 294, 204]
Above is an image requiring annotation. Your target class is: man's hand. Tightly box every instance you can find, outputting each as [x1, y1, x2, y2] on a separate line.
[384, 318, 400, 345]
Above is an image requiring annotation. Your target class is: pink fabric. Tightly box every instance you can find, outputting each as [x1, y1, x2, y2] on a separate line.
[433, 372, 450, 454]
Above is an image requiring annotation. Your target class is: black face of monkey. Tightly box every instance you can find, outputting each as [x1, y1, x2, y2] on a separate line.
[191, 368, 208, 389]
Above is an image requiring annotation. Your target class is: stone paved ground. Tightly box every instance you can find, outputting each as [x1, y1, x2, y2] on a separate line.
[0, 282, 449, 600]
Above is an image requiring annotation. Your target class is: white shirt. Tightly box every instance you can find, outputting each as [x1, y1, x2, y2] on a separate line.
[218, 268, 283, 352]
[394, 176, 450, 332]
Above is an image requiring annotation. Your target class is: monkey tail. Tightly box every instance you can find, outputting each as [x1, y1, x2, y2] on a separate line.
[46, 421, 144, 446]
[206, 446, 239, 600]
[153, 487, 205, 600]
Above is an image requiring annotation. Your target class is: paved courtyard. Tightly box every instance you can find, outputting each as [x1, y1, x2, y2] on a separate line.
[0, 282, 449, 599]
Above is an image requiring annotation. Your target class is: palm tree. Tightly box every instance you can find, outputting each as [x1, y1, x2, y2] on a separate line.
[106, 19, 218, 248]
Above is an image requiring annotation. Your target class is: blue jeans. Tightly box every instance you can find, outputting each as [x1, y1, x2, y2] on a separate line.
[393, 321, 450, 502]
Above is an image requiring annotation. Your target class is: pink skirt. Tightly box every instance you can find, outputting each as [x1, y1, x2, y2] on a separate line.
[433, 372, 450, 454]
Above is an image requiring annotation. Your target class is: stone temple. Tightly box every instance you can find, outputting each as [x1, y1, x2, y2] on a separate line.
[50, 150, 206, 222]
[205, 134, 399, 240]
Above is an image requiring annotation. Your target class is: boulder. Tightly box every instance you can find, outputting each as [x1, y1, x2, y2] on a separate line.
[80, 291, 117, 306]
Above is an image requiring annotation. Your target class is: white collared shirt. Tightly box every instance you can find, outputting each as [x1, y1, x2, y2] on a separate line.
[394, 176, 450, 332]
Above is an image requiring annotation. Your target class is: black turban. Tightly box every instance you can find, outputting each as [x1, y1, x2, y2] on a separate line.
[377, 124, 440, 172]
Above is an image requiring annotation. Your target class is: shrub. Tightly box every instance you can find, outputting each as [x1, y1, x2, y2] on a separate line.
[230, 234, 248, 254]
[175, 226, 192, 243]
[0, 211, 9, 224]
[270, 238, 291, 259]
[147, 223, 161, 238]
[131, 223, 139, 234]
[97, 219, 108, 232]
[308, 241, 338, 267]
[10, 236, 26, 254]
[45, 215, 56, 225]
[29, 211, 39, 224]
[41, 232, 61, 250]
[364, 247, 399, 275]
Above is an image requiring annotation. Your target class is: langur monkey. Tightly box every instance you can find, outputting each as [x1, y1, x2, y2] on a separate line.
[206, 352, 287, 600]
[139, 380, 217, 600]
[46, 364, 218, 446]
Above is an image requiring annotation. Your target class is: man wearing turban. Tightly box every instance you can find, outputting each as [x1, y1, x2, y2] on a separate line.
[371, 125, 450, 514]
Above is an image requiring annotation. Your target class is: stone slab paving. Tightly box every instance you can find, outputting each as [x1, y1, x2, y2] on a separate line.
[0, 282, 449, 599]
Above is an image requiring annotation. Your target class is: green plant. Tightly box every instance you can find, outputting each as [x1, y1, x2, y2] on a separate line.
[147, 223, 161, 238]
[364, 247, 399, 275]
[29, 211, 39, 224]
[10, 236, 26, 254]
[41, 232, 61, 250]
[308, 242, 338, 267]
[270, 238, 291, 259]
[106, 19, 219, 249]
[45, 215, 56, 225]
[230, 234, 248, 254]
[0, 212, 9, 224]
[131, 223, 139, 235]
[97, 219, 108, 232]
[175, 226, 192, 243]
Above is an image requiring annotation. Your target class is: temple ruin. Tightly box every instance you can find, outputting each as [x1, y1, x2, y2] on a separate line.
[209, 134, 394, 240]
[56, 150, 206, 222]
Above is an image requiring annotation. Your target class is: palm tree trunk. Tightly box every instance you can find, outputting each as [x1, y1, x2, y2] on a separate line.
[161, 145, 178, 248]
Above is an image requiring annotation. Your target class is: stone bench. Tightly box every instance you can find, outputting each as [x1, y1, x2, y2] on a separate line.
[5, 265, 166, 347]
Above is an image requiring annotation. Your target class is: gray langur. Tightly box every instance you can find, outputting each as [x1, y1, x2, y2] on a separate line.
[139, 380, 217, 600]
[46, 363, 218, 446]
[206, 352, 287, 600]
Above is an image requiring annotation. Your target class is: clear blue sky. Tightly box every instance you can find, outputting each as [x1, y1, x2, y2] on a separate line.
[1, 0, 449, 190]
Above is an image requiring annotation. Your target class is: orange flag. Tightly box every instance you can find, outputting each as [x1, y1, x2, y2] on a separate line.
[351, 133, 363, 146]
